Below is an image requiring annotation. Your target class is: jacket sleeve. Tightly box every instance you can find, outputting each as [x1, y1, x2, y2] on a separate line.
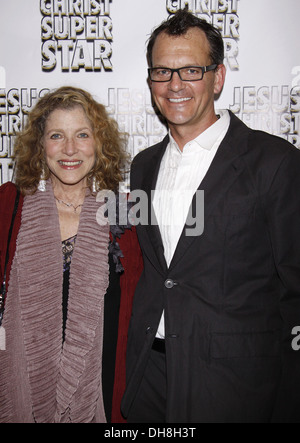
[111, 226, 143, 423]
[262, 147, 300, 422]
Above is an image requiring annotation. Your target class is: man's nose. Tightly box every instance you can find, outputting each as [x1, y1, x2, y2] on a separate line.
[168, 71, 185, 91]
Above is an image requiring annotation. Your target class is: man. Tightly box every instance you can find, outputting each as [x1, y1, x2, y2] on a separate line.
[121, 9, 300, 423]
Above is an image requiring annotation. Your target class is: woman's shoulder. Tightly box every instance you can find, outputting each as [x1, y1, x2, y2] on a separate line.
[0, 182, 22, 213]
[0, 181, 17, 197]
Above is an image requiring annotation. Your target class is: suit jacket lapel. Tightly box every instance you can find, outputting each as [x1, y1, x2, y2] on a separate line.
[169, 113, 250, 271]
[140, 136, 169, 275]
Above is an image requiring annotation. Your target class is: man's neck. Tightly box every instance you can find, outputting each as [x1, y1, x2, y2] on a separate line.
[169, 113, 219, 152]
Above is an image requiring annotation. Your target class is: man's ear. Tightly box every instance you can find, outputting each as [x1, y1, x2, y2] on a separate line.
[214, 64, 226, 96]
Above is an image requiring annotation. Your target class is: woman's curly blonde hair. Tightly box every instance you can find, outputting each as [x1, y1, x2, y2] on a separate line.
[13, 86, 129, 195]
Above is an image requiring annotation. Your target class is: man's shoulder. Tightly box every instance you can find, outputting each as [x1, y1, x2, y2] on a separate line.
[248, 128, 300, 167]
[250, 127, 295, 150]
[229, 112, 300, 163]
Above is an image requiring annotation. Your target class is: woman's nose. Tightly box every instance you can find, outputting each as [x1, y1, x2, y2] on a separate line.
[63, 137, 78, 155]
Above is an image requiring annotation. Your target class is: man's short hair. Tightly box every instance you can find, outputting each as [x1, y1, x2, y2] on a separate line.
[147, 9, 224, 68]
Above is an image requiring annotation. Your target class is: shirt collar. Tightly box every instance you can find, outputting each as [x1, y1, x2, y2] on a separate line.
[169, 109, 230, 153]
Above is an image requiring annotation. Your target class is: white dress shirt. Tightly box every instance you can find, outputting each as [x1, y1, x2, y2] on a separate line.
[153, 110, 231, 338]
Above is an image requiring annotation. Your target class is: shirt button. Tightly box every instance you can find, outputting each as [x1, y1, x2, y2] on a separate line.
[165, 279, 175, 289]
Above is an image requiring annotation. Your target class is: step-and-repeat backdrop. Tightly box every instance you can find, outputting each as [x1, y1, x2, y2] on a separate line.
[1, 0, 300, 185]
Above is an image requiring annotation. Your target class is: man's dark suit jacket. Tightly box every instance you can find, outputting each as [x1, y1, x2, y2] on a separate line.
[121, 111, 300, 423]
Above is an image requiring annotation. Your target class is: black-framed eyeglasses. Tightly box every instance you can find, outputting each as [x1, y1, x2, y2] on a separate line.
[148, 64, 218, 82]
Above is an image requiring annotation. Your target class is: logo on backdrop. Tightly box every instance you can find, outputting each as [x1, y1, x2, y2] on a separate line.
[1, 80, 299, 186]
[0, 66, 6, 89]
[166, 0, 240, 70]
[229, 69, 300, 149]
[106, 88, 167, 159]
[40, 0, 113, 72]
[0, 86, 166, 186]
[0, 88, 50, 184]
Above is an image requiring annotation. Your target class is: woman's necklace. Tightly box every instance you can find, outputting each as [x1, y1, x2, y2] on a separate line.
[55, 196, 83, 213]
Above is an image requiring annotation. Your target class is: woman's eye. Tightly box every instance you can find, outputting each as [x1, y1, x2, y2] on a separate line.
[50, 133, 62, 140]
[78, 133, 89, 138]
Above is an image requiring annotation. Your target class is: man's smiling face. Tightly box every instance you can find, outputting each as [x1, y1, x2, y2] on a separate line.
[150, 27, 225, 145]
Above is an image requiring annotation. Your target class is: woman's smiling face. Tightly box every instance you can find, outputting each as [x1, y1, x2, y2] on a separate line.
[43, 106, 96, 188]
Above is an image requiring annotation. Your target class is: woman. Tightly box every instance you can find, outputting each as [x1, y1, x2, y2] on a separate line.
[0, 87, 142, 423]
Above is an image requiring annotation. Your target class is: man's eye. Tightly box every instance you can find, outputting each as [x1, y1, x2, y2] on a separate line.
[157, 69, 170, 76]
[186, 68, 201, 75]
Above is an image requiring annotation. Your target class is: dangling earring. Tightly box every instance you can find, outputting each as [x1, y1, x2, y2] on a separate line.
[92, 176, 97, 194]
[38, 168, 47, 192]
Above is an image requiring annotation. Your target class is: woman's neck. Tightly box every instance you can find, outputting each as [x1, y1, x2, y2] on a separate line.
[51, 179, 88, 205]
